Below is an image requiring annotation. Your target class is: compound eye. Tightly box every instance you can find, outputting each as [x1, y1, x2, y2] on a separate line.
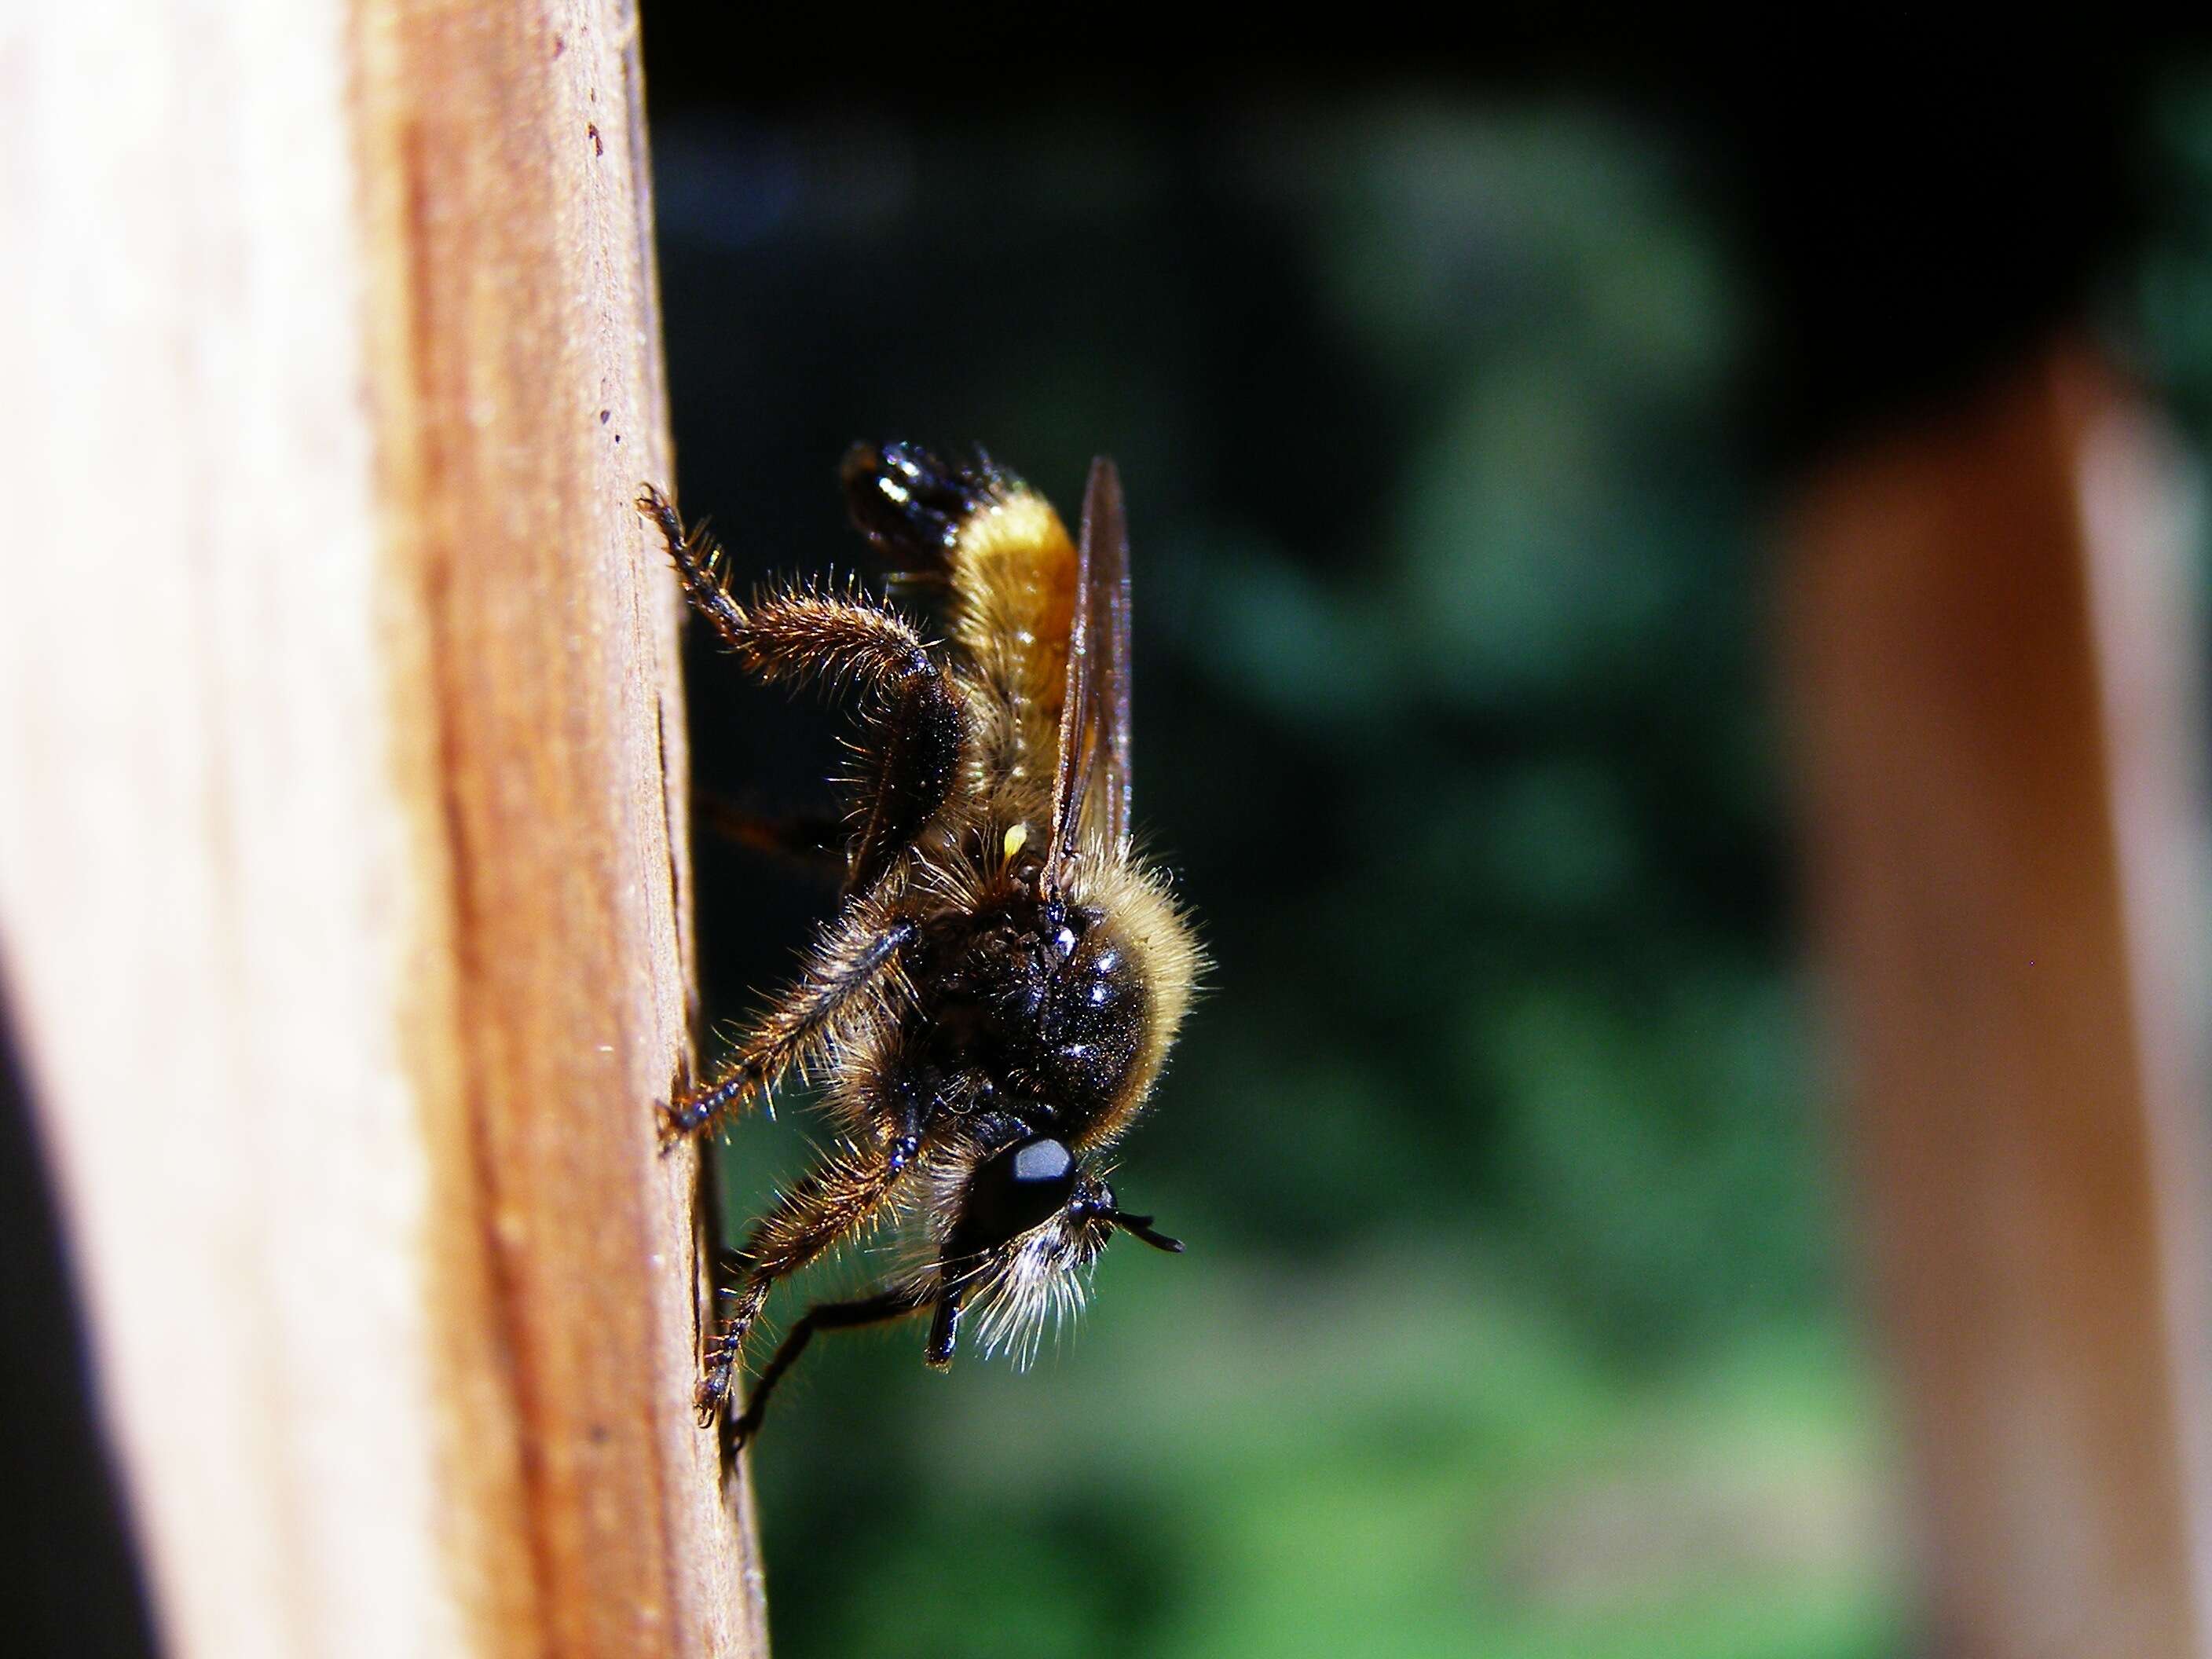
[959, 1136, 1079, 1254]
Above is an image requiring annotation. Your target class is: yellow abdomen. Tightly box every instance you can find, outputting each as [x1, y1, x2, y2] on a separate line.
[949, 488, 1078, 794]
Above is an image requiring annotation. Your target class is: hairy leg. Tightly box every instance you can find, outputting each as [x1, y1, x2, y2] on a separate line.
[665, 909, 917, 1141]
[699, 1143, 912, 1423]
[639, 484, 966, 896]
[639, 483, 748, 647]
[727, 1281, 929, 1447]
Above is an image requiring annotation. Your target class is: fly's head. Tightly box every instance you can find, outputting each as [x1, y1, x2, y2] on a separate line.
[926, 1133, 1181, 1369]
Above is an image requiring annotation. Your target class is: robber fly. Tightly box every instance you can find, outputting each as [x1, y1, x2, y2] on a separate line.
[638, 444, 1200, 1445]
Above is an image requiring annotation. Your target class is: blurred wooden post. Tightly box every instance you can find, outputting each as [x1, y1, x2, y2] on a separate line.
[1785, 348, 2212, 1658]
[0, 2, 764, 1654]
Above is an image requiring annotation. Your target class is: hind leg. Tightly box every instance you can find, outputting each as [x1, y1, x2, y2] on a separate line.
[639, 484, 966, 895]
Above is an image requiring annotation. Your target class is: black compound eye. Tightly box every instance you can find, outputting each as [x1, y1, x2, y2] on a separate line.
[957, 1136, 1079, 1255]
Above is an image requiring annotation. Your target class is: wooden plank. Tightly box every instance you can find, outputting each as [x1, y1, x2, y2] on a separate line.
[1783, 347, 2212, 1658]
[0, 2, 763, 1654]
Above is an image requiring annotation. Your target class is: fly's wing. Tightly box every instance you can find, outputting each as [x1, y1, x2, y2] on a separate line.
[1045, 457, 1133, 888]
[1085, 456, 1133, 847]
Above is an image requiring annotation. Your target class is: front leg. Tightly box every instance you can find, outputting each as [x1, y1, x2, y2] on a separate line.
[727, 1281, 930, 1448]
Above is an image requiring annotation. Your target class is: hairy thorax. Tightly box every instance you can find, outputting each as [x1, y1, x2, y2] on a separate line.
[905, 893, 1148, 1139]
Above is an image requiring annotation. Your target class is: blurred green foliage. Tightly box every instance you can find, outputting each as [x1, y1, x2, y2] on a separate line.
[645, 77, 2195, 1657]
[2134, 77, 2212, 518]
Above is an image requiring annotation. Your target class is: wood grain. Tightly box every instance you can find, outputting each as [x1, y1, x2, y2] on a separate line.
[1783, 348, 2212, 1659]
[0, 2, 762, 1654]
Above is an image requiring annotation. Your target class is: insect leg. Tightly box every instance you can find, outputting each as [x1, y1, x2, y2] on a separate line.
[697, 795, 848, 879]
[700, 1144, 911, 1423]
[665, 911, 917, 1142]
[727, 1280, 929, 1448]
[638, 482, 747, 648]
[728, 590, 965, 895]
[640, 480, 943, 699]
[842, 653, 965, 896]
[638, 485, 966, 897]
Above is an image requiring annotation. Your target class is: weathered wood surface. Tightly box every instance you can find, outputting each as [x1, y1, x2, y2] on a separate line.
[1785, 349, 2212, 1659]
[0, 2, 763, 1654]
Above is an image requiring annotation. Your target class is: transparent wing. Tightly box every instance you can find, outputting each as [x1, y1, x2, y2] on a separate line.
[1046, 457, 1132, 885]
